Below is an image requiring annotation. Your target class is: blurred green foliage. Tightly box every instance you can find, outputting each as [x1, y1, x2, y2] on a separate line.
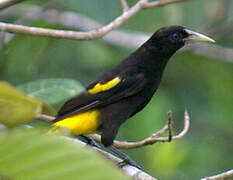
[0, 0, 233, 179]
[0, 128, 130, 180]
[18, 78, 84, 109]
[0, 82, 55, 128]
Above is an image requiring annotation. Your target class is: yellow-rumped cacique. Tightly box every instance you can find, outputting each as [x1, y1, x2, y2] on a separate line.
[51, 26, 215, 168]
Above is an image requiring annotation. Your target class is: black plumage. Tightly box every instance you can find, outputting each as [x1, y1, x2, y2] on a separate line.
[53, 26, 214, 168]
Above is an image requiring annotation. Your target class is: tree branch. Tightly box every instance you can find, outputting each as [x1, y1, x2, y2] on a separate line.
[1, 5, 232, 62]
[90, 110, 190, 149]
[0, 0, 187, 40]
[0, 6, 148, 47]
[0, 0, 26, 10]
[70, 137, 158, 180]
[186, 43, 233, 63]
[200, 169, 233, 180]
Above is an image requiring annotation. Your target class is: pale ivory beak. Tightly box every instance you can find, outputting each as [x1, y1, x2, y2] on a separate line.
[184, 29, 215, 43]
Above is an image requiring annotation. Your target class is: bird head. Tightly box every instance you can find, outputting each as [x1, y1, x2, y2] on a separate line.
[149, 26, 215, 56]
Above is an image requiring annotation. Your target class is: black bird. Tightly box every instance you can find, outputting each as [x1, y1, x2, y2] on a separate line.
[51, 26, 215, 168]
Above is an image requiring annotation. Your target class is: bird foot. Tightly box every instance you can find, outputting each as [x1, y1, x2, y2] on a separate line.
[118, 158, 142, 170]
[87, 138, 101, 148]
[79, 135, 101, 148]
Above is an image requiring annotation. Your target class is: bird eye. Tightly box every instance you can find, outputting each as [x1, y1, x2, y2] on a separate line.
[170, 32, 182, 42]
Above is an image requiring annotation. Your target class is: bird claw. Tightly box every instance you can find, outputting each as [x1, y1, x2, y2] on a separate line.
[118, 158, 142, 170]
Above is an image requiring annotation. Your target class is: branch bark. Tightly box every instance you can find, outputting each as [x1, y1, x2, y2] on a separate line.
[0, 0, 26, 10]
[0, 0, 187, 40]
[200, 169, 233, 180]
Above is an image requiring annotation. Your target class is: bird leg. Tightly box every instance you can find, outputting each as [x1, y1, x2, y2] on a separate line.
[107, 145, 141, 169]
[78, 135, 102, 148]
[77, 135, 141, 169]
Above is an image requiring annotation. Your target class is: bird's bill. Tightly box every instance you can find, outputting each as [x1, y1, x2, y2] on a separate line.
[184, 29, 215, 43]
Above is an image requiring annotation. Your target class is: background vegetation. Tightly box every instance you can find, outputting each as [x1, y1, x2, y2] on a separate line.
[0, 0, 233, 179]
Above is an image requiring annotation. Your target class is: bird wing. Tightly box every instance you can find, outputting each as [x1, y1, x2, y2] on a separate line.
[54, 67, 147, 122]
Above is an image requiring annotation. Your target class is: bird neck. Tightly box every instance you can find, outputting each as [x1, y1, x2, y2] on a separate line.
[128, 43, 173, 76]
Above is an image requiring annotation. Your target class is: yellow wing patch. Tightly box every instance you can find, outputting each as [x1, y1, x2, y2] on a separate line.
[52, 110, 101, 135]
[88, 77, 121, 94]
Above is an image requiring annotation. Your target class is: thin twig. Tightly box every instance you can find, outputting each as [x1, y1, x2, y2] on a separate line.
[0, 0, 187, 40]
[200, 169, 233, 180]
[0, 0, 26, 10]
[90, 110, 190, 149]
[120, 0, 129, 12]
[36, 114, 55, 122]
[142, 0, 187, 8]
[37, 110, 190, 149]
[167, 110, 173, 142]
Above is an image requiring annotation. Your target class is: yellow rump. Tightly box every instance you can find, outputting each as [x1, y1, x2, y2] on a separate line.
[53, 110, 101, 135]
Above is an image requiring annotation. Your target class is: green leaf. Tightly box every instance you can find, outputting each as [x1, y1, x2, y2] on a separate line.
[0, 128, 130, 180]
[18, 79, 85, 109]
[0, 82, 42, 128]
[41, 104, 57, 117]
